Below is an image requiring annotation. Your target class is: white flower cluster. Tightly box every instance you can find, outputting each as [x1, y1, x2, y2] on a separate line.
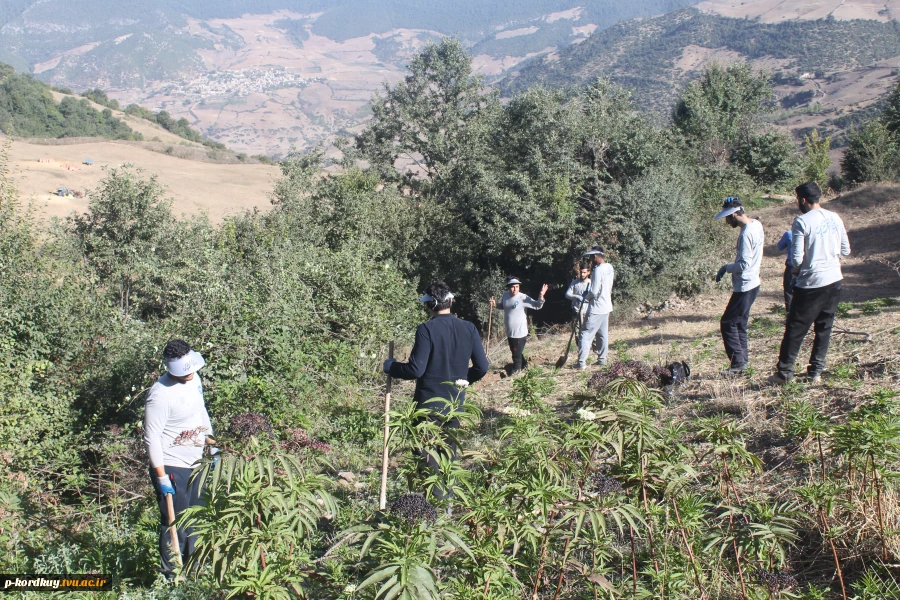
[501, 406, 531, 418]
[454, 379, 469, 388]
[577, 408, 598, 421]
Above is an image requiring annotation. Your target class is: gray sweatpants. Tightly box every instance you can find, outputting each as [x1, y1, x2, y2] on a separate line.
[578, 312, 609, 367]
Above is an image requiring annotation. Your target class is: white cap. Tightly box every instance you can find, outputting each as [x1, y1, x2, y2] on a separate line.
[419, 292, 454, 303]
[714, 197, 743, 219]
[506, 278, 522, 286]
[166, 350, 206, 377]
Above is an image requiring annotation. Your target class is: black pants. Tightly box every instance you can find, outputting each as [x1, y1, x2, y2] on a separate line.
[720, 286, 760, 368]
[777, 281, 842, 378]
[782, 265, 794, 313]
[150, 466, 204, 574]
[508, 337, 528, 373]
[414, 414, 460, 501]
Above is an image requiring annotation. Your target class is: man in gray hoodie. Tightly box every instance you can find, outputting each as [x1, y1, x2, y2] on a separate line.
[769, 182, 850, 385]
[577, 246, 615, 370]
[714, 197, 764, 375]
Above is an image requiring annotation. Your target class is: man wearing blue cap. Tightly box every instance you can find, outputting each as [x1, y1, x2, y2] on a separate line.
[714, 197, 764, 376]
[144, 339, 214, 576]
[577, 246, 615, 370]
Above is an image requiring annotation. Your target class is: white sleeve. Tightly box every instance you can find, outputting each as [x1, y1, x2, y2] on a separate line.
[143, 387, 168, 469]
[839, 218, 851, 257]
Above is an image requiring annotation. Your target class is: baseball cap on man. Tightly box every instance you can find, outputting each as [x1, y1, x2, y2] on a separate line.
[583, 245, 605, 256]
[714, 196, 743, 220]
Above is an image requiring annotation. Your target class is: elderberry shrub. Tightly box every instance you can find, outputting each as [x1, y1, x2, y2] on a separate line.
[228, 412, 274, 439]
[389, 493, 438, 525]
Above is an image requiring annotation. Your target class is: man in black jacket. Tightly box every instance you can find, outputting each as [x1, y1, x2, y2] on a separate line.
[383, 280, 489, 499]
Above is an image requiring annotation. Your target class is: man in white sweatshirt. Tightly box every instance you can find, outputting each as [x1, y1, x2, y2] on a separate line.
[714, 197, 764, 375]
[769, 182, 850, 385]
[577, 246, 615, 370]
[143, 339, 214, 576]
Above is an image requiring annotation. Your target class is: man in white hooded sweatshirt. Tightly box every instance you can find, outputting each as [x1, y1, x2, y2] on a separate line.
[577, 246, 615, 370]
[769, 182, 850, 385]
[144, 339, 214, 576]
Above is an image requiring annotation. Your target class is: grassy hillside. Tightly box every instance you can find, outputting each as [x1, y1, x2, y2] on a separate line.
[0, 64, 139, 140]
[0, 64, 229, 151]
[502, 9, 900, 111]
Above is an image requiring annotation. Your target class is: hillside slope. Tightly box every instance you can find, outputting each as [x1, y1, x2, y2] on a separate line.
[4, 135, 279, 222]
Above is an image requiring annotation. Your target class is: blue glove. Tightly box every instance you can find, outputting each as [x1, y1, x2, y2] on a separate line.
[715, 266, 727, 283]
[157, 475, 175, 496]
[211, 454, 221, 471]
[383, 358, 396, 374]
[581, 290, 590, 300]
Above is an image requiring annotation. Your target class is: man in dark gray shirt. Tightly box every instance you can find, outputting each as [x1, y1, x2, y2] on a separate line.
[384, 281, 488, 500]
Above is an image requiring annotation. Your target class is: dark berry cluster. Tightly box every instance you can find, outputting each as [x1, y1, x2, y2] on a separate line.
[585, 473, 623, 498]
[280, 428, 333, 454]
[228, 413, 274, 439]
[389, 493, 438, 525]
[753, 569, 798, 592]
[588, 360, 656, 389]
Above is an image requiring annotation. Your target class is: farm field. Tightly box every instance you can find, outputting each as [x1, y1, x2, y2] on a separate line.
[4, 136, 279, 222]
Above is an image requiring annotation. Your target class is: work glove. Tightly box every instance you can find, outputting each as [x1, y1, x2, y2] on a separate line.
[157, 474, 175, 496]
[383, 358, 396, 374]
[715, 266, 727, 283]
[211, 454, 221, 471]
[789, 276, 798, 294]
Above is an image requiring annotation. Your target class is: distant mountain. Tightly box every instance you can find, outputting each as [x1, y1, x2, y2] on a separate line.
[500, 8, 900, 146]
[0, 0, 699, 82]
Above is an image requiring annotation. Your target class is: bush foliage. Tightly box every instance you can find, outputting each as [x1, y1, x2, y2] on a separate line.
[2, 38, 898, 599]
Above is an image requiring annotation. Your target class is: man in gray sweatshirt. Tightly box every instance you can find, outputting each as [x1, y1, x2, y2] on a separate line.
[714, 197, 764, 375]
[143, 339, 214, 576]
[769, 182, 850, 385]
[490, 277, 547, 374]
[577, 246, 615, 370]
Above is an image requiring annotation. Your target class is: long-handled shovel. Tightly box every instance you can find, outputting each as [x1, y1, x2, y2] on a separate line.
[165, 475, 183, 568]
[556, 296, 587, 368]
[379, 341, 394, 511]
[485, 307, 492, 354]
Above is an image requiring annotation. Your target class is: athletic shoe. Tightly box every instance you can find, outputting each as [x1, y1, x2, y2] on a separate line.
[803, 372, 821, 384]
[575, 363, 587, 371]
[767, 373, 792, 386]
[720, 364, 748, 377]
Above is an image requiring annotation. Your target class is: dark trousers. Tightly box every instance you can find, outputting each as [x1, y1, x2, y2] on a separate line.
[782, 265, 794, 313]
[508, 337, 528, 373]
[777, 281, 842, 378]
[150, 466, 204, 574]
[414, 415, 460, 501]
[720, 286, 760, 368]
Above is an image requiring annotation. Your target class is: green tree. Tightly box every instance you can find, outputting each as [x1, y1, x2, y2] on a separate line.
[802, 129, 832, 191]
[356, 37, 497, 185]
[68, 165, 173, 318]
[841, 121, 900, 183]
[731, 128, 801, 190]
[673, 62, 774, 154]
